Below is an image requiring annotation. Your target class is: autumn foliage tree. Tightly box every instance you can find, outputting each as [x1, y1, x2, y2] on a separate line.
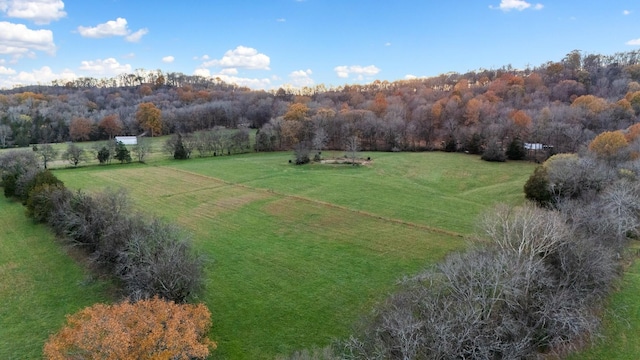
[99, 114, 122, 139]
[136, 102, 162, 137]
[43, 297, 216, 360]
[588, 130, 629, 162]
[69, 117, 92, 141]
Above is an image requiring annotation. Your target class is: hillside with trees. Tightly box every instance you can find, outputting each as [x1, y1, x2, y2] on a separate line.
[1, 50, 640, 160]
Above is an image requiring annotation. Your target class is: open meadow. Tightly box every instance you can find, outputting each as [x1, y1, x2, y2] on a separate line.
[51, 150, 535, 358]
[3, 146, 638, 359]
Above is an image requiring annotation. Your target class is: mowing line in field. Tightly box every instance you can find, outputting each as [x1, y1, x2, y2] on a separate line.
[160, 166, 465, 238]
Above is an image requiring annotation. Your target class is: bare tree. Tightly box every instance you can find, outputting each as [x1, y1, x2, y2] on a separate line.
[34, 144, 59, 169]
[344, 135, 360, 165]
[131, 136, 151, 163]
[62, 143, 87, 167]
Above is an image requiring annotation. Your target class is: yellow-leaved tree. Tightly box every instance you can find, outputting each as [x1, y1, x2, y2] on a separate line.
[43, 297, 215, 360]
[588, 130, 628, 162]
[136, 102, 162, 137]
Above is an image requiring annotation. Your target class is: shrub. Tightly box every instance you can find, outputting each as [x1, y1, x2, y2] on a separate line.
[506, 137, 526, 160]
[26, 183, 69, 223]
[97, 146, 110, 164]
[524, 166, 553, 207]
[43, 297, 215, 360]
[443, 136, 457, 152]
[18, 169, 63, 204]
[481, 139, 506, 162]
[118, 219, 204, 302]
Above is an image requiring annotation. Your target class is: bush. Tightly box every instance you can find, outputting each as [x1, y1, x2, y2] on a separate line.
[443, 136, 457, 152]
[118, 219, 204, 302]
[26, 183, 69, 223]
[524, 166, 553, 207]
[97, 146, 110, 164]
[506, 137, 526, 160]
[49, 188, 204, 302]
[43, 297, 216, 360]
[481, 139, 506, 162]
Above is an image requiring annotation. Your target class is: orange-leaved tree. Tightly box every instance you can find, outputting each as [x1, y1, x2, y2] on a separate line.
[43, 297, 215, 360]
[136, 102, 162, 137]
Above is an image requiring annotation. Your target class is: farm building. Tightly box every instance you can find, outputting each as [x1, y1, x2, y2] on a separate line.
[115, 136, 138, 145]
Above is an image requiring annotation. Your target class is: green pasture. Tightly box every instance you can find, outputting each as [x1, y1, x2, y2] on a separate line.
[566, 258, 640, 360]
[0, 196, 113, 359]
[52, 151, 535, 358]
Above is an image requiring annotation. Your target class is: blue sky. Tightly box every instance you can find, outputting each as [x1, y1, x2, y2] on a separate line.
[0, 0, 639, 90]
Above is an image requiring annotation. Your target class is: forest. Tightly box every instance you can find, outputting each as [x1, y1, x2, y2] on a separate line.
[1, 49, 640, 158]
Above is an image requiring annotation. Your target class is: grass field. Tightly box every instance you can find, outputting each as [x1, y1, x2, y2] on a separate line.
[566, 258, 640, 360]
[0, 196, 114, 359]
[3, 144, 639, 359]
[50, 151, 535, 358]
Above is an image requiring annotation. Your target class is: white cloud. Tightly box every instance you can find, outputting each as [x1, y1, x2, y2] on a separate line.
[627, 38, 640, 46]
[193, 67, 271, 89]
[202, 46, 270, 70]
[0, 65, 16, 75]
[78, 17, 128, 38]
[162, 55, 175, 63]
[220, 68, 238, 75]
[334, 65, 380, 79]
[0, 65, 75, 88]
[78, 17, 148, 42]
[0, 0, 66, 24]
[623, 10, 631, 15]
[490, 0, 543, 11]
[125, 28, 148, 42]
[0, 21, 56, 56]
[404, 74, 417, 80]
[79, 57, 131, 76]
[288, 69, 314, 87]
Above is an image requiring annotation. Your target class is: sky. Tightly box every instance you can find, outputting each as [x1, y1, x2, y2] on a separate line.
[0, 0, 639, 90]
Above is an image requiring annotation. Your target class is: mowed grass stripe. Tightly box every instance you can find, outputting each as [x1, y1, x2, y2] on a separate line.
[0, 197, 113, 359]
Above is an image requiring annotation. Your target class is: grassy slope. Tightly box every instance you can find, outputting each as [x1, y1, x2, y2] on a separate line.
[54, 151, 535, 359]
[0, 196, 113, 359]
[566, 259, 640, 360]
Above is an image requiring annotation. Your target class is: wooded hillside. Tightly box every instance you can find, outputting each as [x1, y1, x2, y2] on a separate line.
[1, 50, 639, 155]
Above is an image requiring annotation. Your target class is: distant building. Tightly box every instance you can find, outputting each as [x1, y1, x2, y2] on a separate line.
[115, 136, 137, 145]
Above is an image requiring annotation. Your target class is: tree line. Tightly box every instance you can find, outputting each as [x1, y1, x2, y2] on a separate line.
[1, 50, 640, 161]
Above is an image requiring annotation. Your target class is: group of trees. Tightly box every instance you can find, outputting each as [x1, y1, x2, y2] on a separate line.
[0, 150, 204, 303]
[2, 50, 640, 161]
[163, 126, 251, 160]
[0, 149, 214, 358]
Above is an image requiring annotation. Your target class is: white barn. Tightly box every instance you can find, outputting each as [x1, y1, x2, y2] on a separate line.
[115, 136, 138, 145]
